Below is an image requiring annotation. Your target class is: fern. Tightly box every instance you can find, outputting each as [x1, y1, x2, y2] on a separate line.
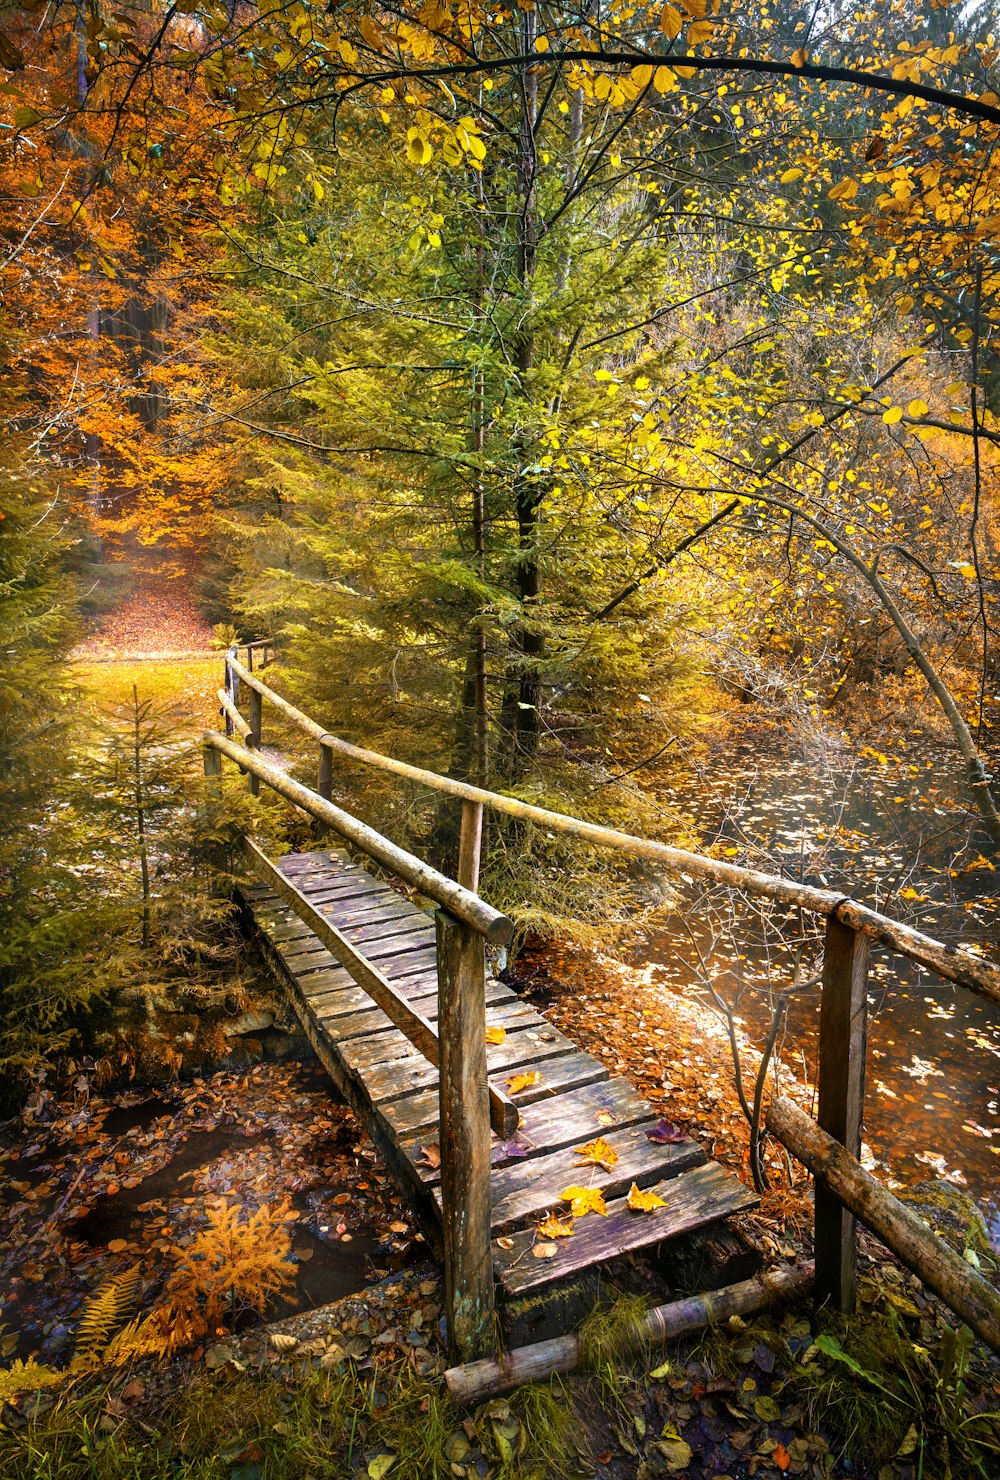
[103, 1304, 199, 1366]
[165, 1197, 296, 1326]
[0, 1358, 62, 1404]
[72, 1266, 141, 1369]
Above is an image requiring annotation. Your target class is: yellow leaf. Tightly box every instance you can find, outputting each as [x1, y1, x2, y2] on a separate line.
[956, 563, 977, 578]
[506, 1071, 541, 1094]
[631, 64, 653, 87]
[485, 1025, 506, 1045]
[687, 19, 713, 45]
[907, 398, 928, 417]
[537, 1213, 574, 1239]
[573, 1138, 620, 1172]
[780, 168, 803, 183]
[653, 66, 677, 93]
[559, 1185, 608, 1217]
[406, 133, 433, 167]
[684, 0, 707, 15]
[659, 4, 683, 38]
[534, 34, 549, 51]
[828, 177, 858, 201]
[791, 47, 808, 67]
[626, 1182, 667, 1213]
[882, 406, 903, 425]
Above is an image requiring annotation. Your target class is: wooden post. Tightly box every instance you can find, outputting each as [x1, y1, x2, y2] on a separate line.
[227, 646, 240, 707]
[436, 909, 495, 1364]
[314, 741, 333, 838]
[457, 799, 484, 893]
[247, 644, 254, 673]
[203, 744, 222, 797]
[248, 689, 262, 796]
[815, 914, 870, 1313]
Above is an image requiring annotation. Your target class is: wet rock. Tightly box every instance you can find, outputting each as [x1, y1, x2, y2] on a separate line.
[224, 1010, 275, 1038]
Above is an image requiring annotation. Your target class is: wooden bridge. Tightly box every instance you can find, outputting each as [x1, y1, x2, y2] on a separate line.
[206, 642, 1000, 1379]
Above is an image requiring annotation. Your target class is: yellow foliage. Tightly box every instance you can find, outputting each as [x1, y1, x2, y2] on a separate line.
[164, 1197, 297, 1325]
[0, 1359, 62, 1403]
[73, 1266, 141, 1369]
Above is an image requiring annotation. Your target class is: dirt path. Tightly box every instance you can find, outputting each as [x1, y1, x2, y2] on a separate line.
[71, 548, 215, 662]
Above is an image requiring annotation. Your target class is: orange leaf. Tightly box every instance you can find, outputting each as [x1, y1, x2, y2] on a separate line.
[573, 1137, 619, 1172]
[532, 1241, 559, 1259]
[537, 1212, 574, 1239]
[419, 1142, 441, 1169]
[626, 1183, 667, 1213]
[506, 1070, 541, 1094]
[485, 1025, 507, 1045]
[773, 1442, 791, 1471]
[558, 1185, 608, 1217]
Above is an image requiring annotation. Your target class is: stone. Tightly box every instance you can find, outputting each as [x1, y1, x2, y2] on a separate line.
[223, 1010, 275, 1038]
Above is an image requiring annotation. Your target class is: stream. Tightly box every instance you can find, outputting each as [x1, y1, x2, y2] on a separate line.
[641, 713, 1000, 1242]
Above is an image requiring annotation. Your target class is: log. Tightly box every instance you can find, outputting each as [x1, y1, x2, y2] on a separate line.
[457, 798, 483, 893]
[766, 1096, 1000, 1353]
[223, 661, 1000, 1004]
[245, 840, 518, 1138]
[204, 731, 513, 945]
[438, 910, 496, 1363]
[444, 1263, 813, 1405]
[815, 917, 870, 1312]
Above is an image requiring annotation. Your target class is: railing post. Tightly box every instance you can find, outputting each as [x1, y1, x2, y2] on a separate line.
[457, 799, 484, 893]
[815, 913, 870, 1314]
[247, 689, 262, 796]
[436, 909, 495, 1364]
[227, 646, 240, 708]
[314, 741, 333, 839]
[203, 743, 222, 786]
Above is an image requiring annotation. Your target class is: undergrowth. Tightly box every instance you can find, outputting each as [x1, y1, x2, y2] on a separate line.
[0, 1365, 592, 1480]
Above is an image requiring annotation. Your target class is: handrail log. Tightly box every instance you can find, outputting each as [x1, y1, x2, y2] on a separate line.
[245, 840, 519, 1139]
[222, 659, 1000, 1005]
[204, 730, 514, 946]
[217, 688, 253, 742]
[766, 1096, 1000, 1354]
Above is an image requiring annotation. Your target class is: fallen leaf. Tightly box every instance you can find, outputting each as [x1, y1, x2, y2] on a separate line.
[497, 1138, 530, 1159]
[537, 1212, 574, 1239]
[626, 1182, 666, 1213]
[595, 1109, 615, 1125]
[773, 1441, 791, 1471]
[485, 1025, 507, 1045]
[506, 1071, 541, 1094]
[645, 1119, 686, 1144]
[573, 1137, 619, 1171]
[532, 1241, 559, 1259]
[419, 1143, 441, 1169]
[270, 1333, 298, 1353]
[558, 1185, 607, 1217]
[367, 1454, 396, 1480]
[107, 1238, 130, 1253]
[653, 1435, 692, 1472]
[496, 1236, 515, 1250]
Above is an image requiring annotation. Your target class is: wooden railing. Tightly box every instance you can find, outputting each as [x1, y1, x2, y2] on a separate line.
[208, 652, 1000, 1357]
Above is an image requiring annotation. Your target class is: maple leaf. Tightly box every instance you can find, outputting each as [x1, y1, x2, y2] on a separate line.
[506, 1070, 541, 1094]
[646, 1119, 686, 1144]
[485, 1025, 506, 1045]
[573, 1137, 619, 1171]
[558, 1185, 607, 1217]
[626, 1183, 666, 1213]
[537, 1212, 574, 1239]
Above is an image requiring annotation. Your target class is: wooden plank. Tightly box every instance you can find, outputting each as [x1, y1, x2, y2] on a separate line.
[246, 840, 517, 1138]
[493, 1162, 759, 1296]
[437, 910, 496, 1362]
[325, 991, 534, 1045]
[383, 1072, 640, 1148]
[483, 1122, 708, 1233]
[815, 916, 870, 1315]
[262, 912, 434, 950]
[350, 1022, 578, 1100]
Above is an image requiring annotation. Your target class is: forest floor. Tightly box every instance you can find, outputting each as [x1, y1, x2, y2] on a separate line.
[5, 583, 994, 1478]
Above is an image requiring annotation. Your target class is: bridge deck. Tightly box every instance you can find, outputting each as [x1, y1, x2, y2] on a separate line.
[241, 848, 757, 1301]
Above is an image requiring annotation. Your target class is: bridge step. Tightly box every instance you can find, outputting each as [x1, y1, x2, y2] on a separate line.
[241, 849, 758, 1325]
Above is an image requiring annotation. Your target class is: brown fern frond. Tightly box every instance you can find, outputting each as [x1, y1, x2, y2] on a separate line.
[73, 1265, 141, 1367]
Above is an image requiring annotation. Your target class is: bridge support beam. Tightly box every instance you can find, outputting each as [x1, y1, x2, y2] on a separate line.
[815, 916, 869, 1314]
[437, 909, 496, 1364]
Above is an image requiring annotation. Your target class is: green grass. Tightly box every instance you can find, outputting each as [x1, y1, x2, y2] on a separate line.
[0, 1362, 592, 1480]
